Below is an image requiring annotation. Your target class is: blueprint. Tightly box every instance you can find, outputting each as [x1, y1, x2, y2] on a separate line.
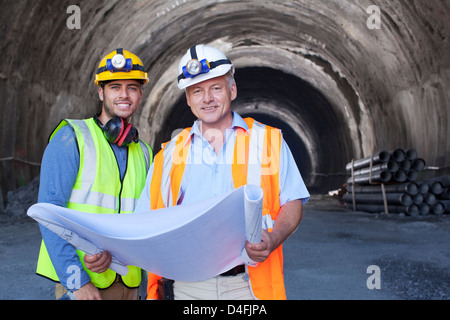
[27, 185, 263, 281]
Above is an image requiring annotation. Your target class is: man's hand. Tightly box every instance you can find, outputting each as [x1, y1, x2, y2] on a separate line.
[245, 199, 304, 263]
[73, 281, 102, 300]
[83, 251, 112, 274]
[245, 230, 275, 263]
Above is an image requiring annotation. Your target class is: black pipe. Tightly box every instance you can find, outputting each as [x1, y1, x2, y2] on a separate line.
[393, 169, 407, 182]
[431, 202, 445, 215]
[412, 193, 423, 205]
[345, 151, 390, 171]
[426, 181, 444, 195]
[411, 158, 426, 171]
[351, 160, 399, 176]
[441, 200, 450, 213]
[405, 149, 417, 161]
[390, 149, 406, 162]
[347, 182, 418, 195]
[400, 159, 411, 170]
[346, 203, 419, 216]
[418, 203, 430, 215]
[342, 192, 412, 206]
[419, 183, 429, 194]
[441, 187, 450, 200]
[424, 192, 437, 206]
[406, 169, 418, 182]
[347, 170, 392, 184]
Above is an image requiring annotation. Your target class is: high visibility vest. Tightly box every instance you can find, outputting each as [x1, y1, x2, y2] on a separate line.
[147, 117, 285, 300]
[36, 118, 153, 289]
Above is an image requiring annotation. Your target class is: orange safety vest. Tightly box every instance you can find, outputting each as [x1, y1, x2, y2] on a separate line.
[147, 117, 285, 300]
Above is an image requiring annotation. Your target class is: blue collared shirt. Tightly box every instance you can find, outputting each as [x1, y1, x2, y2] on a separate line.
[135, 112, 309, 212]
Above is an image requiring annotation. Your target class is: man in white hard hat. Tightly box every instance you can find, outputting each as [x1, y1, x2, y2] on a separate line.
[137, 44, 310, 300]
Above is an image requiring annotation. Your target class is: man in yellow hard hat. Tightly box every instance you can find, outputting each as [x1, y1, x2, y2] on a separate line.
[35, 48, 153, 300]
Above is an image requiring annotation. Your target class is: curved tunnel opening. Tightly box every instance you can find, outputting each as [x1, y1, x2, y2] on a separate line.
[1, 1, 449, 205]
[155, 67, 352, 193]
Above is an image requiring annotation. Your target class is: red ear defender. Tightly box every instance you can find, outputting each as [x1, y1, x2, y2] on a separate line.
[117, 123, 138, 147]
[112, 118, 125, 144]
[94, 115, 139, 146]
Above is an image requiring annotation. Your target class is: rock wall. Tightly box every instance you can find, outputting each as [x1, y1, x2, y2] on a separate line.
[1, 0, 449, 199]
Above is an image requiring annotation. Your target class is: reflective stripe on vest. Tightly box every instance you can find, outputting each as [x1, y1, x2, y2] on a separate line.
[66, 120, 151, 212]
[247, 121, 265, 186]
[147, 117, 285, 300]
[160, 134, 178, 208]
[37, 118, 152, 289]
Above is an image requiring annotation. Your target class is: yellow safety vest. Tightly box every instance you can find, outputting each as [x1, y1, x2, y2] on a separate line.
[147, 117, 285, 300]
[36, 118, 152, 289]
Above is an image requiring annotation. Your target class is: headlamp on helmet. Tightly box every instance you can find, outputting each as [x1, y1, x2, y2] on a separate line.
[183, 58, 211, 78]
[177, 45, 233, 88]
[107, 53, 132, 72]
[94, 48, 149, 86]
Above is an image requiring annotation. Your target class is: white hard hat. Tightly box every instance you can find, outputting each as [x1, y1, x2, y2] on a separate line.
[177, 44, 234, 89]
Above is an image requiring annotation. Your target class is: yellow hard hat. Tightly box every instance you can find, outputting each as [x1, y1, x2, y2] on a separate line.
[94, 48, 149, 86]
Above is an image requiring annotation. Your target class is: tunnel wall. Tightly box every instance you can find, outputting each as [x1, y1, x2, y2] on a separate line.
[1, 0, 449, 198]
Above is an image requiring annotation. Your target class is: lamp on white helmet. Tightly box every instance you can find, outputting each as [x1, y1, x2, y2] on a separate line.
[177, 45, 234, 89]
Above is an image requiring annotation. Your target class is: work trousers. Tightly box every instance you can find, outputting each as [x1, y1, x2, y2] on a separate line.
[55, 276, 139, 300]
[173, 273, 256, 300]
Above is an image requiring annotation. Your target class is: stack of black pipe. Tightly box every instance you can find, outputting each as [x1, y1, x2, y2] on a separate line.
[344, 148, 424, 185]
[342, 149, 449, 216]
[423, 175, 450, 215]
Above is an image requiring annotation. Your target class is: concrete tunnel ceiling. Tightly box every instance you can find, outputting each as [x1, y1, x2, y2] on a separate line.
[1, 0, 449, 196]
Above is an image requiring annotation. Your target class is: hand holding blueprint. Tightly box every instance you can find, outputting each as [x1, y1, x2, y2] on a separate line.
[27, 185, 263, 281]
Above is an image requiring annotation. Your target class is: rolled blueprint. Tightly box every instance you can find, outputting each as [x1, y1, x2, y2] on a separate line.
[27, 185, 264, 281]
[243, 184, 263, 243]
[240, 184, 263, 267]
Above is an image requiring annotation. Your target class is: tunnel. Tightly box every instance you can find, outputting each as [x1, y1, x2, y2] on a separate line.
[1, 0, 449, 200]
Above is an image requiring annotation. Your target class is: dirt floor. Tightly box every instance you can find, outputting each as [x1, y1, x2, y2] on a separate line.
[0, 215, 55, 299]
[1, 194, 449, 300]
[285, 195, 450, 300]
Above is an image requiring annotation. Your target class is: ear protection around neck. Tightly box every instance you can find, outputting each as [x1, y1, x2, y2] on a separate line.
[94, 114, 139, 147]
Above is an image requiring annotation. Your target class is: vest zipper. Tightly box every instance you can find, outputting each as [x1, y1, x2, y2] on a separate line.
[110, 143, 128, 213]
[118, 148, 129, 213]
